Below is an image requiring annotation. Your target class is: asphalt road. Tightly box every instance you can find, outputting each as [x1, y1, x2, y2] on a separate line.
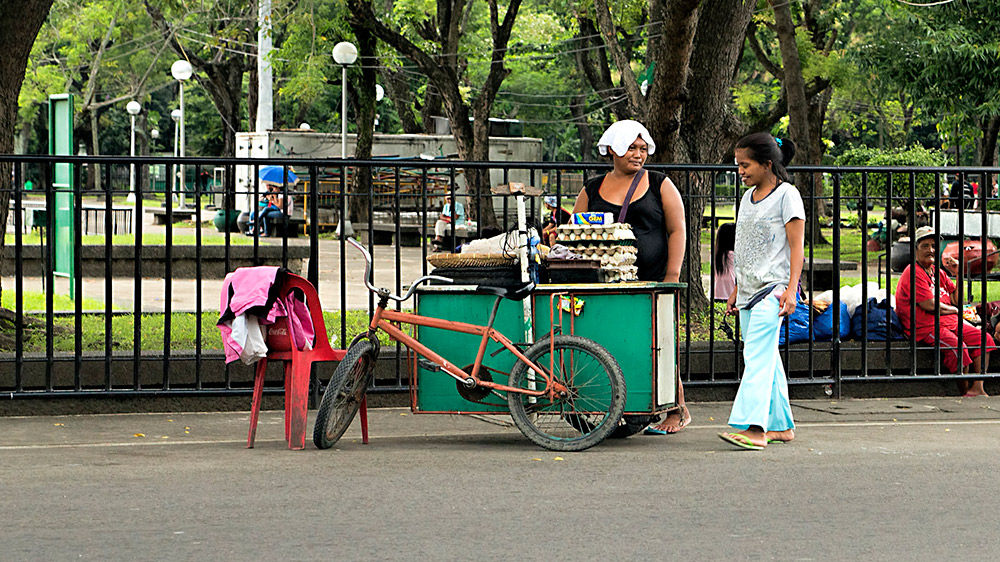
[2, 399, 1000, 561]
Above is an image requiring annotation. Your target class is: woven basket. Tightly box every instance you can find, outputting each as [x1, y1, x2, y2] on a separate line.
[427, 252, 518, 268]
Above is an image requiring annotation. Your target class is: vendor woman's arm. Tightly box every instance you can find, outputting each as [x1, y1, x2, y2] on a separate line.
[572, 188, 590, 214]
[660, 177, 686, 283]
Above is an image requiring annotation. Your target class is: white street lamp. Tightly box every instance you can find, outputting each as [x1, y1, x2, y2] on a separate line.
[332, 42, 358, 160]
[374, 84, 385, 128]
[171, 59, 193, 209]
[170, 108, 182, 204]
[332, 42, 358, 239]
[126, 101, 141, 203]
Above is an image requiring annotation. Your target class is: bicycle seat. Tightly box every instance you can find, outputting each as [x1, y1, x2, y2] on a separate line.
[475, 281, 535, 301]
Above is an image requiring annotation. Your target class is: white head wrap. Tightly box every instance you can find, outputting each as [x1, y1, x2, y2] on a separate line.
[597, 120, 656, 157]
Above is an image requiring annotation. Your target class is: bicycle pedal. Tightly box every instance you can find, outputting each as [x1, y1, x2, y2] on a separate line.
[417, 357, 442, 372]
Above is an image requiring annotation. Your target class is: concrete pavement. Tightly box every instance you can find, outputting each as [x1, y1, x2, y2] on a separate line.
[3, 397, 1000, 560]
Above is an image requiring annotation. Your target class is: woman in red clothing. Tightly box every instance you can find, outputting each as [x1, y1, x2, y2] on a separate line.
[895, 226, 993, 396]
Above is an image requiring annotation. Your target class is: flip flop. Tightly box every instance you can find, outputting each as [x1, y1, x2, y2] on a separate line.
[718, 432, 764, 450]
[767, 438, 789, 444]
[643, 427, 668, 435]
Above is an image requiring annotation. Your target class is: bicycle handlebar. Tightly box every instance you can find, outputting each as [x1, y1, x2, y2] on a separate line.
[346, 237, 453, 302]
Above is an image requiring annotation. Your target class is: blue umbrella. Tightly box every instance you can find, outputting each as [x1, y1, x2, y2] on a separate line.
[258, 165, 298, 184]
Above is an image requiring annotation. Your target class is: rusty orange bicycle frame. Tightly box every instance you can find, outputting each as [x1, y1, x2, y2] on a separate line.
[368, 305, 569, 400]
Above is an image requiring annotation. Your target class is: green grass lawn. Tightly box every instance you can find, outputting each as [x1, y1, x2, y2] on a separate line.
[11, 231, 256, 246]
[2, 290, 407, 353]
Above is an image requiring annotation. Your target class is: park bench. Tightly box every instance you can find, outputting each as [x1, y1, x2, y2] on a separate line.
[354, 222, 443, 247]
[147, 207, 198, 225]
[262, 216, 305, 238]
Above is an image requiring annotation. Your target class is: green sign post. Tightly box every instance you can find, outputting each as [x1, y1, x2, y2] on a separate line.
[48, 94, 75, 296]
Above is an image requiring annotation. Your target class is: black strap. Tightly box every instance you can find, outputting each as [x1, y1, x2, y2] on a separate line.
[618, 169, 646, 223]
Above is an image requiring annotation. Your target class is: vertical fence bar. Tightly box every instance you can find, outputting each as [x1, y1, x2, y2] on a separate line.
[683, 172, 692, 383]
[860, 171, 869, 379]
[395, 166, 403, 387]
[45, 161, 54, 392]
[163, 161, 174, 390]
[73, 160, 83, 391]
[308, 165, 319, 287]
[708, 171, 717, 382]
[13, 164, 24, 391]
[339, 164, 348, 348]
[104, 160, 114, 390]
[194, 163, 204, 390]
[955, 172, 965, 381]
[932, 173, 941, 374]
[832, 173, 842, 394]
[133, 164, 144, 390]
[805, 172, 815, 382]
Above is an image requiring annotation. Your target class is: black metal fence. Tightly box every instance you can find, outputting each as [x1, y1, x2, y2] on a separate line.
[3, 154, 1000, 401]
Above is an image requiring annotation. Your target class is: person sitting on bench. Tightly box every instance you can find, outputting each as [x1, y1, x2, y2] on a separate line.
[432, 194, 467, 251]
[248, 183, 292, 237]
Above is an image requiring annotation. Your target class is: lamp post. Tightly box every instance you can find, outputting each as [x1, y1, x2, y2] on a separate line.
[374, 84, 384, 128]
[171, 59, 193, 209]
[170, 108, 182, 204]
[332, 42, 358, 239]
[332, 42, 358, 159]
[126, 101, 141, 203]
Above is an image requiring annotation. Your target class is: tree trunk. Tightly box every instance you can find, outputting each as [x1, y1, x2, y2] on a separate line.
[381, 68, 422, 134]
[0, 0, 56, 301]
[420, 89, 443, 134]
[772, 0, 827, 246]
[570, 94, 594, 161]
[137, 111, 150, 199]
[980, 116, 1000, 167]
[351, 0, 521, 231]
[248, 63, 258, 133]
[89, 109, 102, 193]
[643, 0, 701, 156]
[572, 16, 628, 121]
[669, 0, 756, 313]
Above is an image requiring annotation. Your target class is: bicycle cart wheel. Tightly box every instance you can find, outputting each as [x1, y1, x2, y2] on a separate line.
[313, 339, 378, 449]
[507, 335, 626, 452]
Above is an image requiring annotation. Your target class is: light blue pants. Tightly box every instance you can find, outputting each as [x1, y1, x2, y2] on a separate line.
[728, 293, 795, 432]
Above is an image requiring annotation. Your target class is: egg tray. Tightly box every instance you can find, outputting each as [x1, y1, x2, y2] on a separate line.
[555, 222, 637, 244]
[599, 265, 639, 283]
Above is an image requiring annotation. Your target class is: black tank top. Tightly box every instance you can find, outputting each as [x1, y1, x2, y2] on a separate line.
[583, 170, 671, 282]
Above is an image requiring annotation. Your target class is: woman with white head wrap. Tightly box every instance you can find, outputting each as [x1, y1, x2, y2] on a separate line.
[572, 120, 690, 434]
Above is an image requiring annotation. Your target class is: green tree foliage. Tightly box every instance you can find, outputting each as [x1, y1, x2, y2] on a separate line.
[855, 0, 1000, 165]
[834, 144, 948, 199]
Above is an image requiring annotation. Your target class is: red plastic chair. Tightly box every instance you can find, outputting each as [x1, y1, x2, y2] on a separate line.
[246, 273, 369, 449]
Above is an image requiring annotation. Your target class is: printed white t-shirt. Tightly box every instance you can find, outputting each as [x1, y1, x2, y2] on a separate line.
[733, 181, 805, 308]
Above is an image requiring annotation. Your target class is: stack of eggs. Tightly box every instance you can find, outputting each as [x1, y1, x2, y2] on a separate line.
[554, 223, 639, 282]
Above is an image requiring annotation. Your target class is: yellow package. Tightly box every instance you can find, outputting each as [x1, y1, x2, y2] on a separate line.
[559, 296, 584, 316]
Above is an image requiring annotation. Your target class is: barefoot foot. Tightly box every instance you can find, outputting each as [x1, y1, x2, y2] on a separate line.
[765, 429, 795, 443]
[650, 404, 691, 434]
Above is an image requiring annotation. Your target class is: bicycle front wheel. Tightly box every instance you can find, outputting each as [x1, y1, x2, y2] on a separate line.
[313, 339, 378, 449]
[507, 335, 626, 452]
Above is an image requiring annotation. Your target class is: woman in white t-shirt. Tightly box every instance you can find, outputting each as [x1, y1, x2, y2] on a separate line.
[719, 133, 804, 451]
